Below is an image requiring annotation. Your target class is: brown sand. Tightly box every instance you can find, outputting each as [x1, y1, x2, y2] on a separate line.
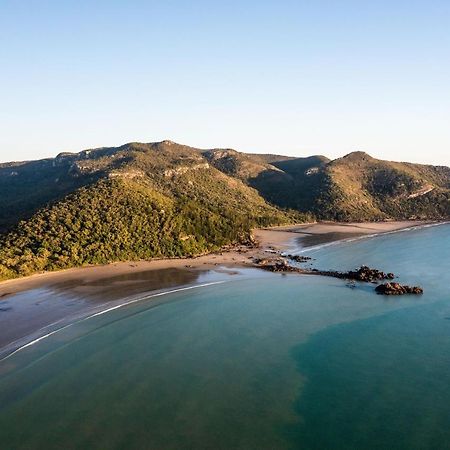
[259, 220, 433, 248]
[260, 220, 430, 236]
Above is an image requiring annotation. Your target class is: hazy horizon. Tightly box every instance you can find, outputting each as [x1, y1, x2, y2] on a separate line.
[1, 1, 449, 165]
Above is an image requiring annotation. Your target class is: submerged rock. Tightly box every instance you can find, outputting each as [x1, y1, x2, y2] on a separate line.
[375, 282, 424, 296]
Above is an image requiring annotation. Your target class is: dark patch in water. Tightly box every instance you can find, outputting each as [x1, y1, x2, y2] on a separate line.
[285, 302, 450, 449]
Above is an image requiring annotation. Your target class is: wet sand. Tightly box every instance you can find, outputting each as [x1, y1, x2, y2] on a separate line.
[0, 220, 434, 356]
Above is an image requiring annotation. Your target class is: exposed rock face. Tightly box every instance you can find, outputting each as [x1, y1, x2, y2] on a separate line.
[163, 163, 210, 177]
[375, 283, 423, 295]
[108, 169, 145, 179]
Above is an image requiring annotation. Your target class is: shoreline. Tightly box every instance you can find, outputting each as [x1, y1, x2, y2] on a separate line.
[0, 220, 444, 358]
[0, 279, 230, 363]
[0, 220, 436, 297]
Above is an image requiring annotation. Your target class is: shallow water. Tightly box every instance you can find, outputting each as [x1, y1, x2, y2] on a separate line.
[0, 224, 449, 449]
[0, 268, 214, 352]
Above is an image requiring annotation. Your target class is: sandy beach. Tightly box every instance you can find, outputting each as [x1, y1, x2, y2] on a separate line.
[0, 220, 434, 357]
[257, 220, 432, 249]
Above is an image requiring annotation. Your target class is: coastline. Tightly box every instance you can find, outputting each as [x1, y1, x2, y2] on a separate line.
[0, 220, 440, 358]
[0, 220, 433, 296]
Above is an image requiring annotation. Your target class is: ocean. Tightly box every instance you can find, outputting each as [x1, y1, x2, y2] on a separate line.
[1, 223, 450, 449]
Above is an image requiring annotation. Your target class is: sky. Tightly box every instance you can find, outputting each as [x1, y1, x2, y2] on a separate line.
[0, 1, 449, 165]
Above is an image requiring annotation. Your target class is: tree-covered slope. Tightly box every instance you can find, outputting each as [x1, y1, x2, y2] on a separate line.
[0, 141, 301, 280]
[319, 152, 450, 220]
[0, 145, 139, 233]
[204, 148, 330, 212]
[207, 149, 450, 221]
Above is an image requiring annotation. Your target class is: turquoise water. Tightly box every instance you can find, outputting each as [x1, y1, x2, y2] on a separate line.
[1, 224, 450, 449]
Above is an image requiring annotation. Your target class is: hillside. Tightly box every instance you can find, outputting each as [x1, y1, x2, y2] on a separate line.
[315, 152, 450, 220]
[0, 141, 303, 281]
[205, 148, 450, 221]
[1, 140, 449, 281]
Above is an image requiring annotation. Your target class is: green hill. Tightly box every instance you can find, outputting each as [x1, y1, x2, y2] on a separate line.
[206, 148, 450, 221]
[1, 140, 449, 281]
[314, 152, 450, 220]
[0, 141, 302, 280]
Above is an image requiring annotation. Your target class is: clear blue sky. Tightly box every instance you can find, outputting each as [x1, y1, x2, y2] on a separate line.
[1, 1, 449, 165]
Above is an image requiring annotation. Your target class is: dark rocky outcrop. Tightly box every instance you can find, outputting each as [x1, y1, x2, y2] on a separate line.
[255, 260, 395, 281]
[375, 283, 423, 295]
[285, 254, 312, 263]
[344, 265, 395, 282]
[311, 265, 395, 283]
[254, 258, 299, 272]
[253, 258, 424, 297]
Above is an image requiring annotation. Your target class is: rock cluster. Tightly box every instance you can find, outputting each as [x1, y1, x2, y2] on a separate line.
[253, 258, 424, 297]
[345, 265, 395, 282]
[375, 283, 423, 295]
[285, 254, 312, 263]
[254, 258, 299, 272]
[311, 265, 396, 282]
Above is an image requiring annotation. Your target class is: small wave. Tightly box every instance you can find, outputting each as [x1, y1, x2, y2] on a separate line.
[0, 281, 226, 362]
[297, 221, 450, 255]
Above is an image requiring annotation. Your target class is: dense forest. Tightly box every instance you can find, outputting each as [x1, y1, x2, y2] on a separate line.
[206, 148, 450, 221]
[0, 142, 304, 280]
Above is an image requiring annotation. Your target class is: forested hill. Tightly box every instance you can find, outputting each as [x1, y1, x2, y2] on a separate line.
[204, 147, 450, 221]
[0, 141, 303, 280]
[1, 140, 449, 280]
